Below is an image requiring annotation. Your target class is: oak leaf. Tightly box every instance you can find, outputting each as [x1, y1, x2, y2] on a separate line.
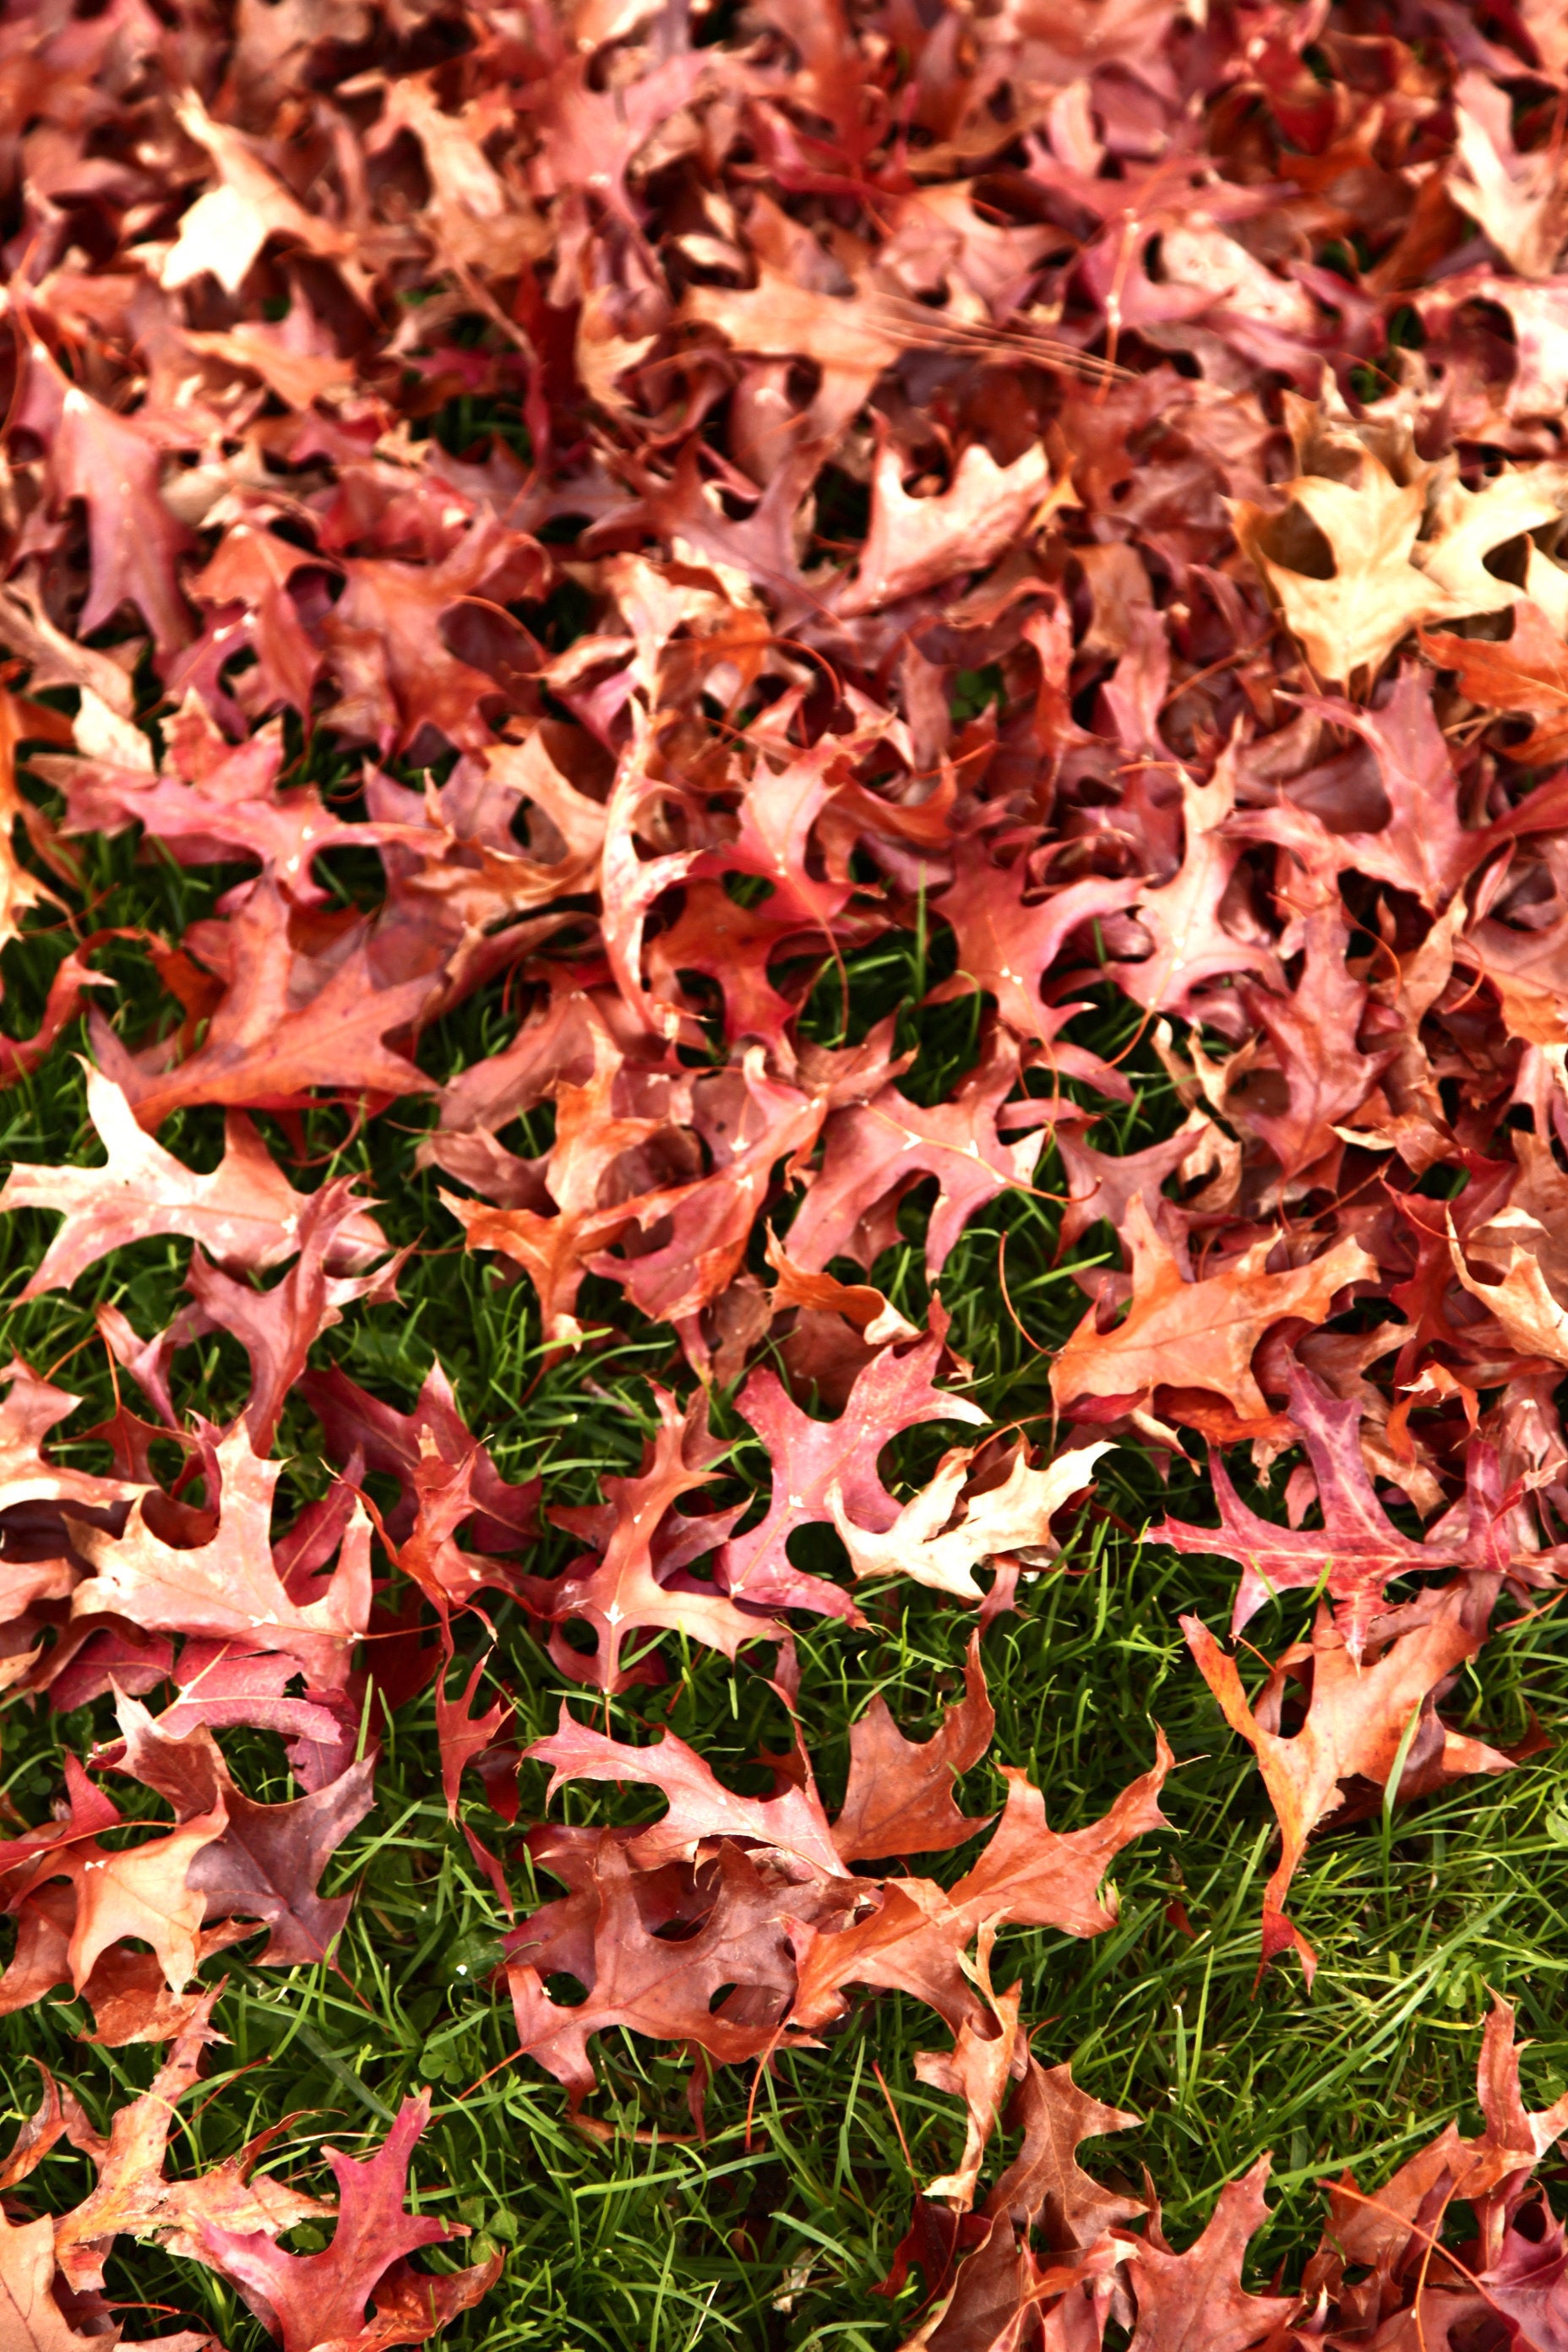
[1447, 70, 1568, 279]
[789, 1732, 1172, 2036]
[183, 1179, 404, 1451]
[1424, 599, 1568, 765]
[985, 2056, 1145, 2249]
[186, 1758, 376, 1968]
[38, 706, 425, 906]
[162, 91, 359, 296]
[785, 1876, 994, 2040]
[14, 335, 193, 653]
[302, 1358, 539, 1558]
[1297, 674, 1486, 912]
[0, 2210, 101, 2352]
[321, 525, 543, 757]
[916, 1965, 1025, 2210]
[1121, 2159, 1298, 2352]
[1105, 766, 1282, 1021]
[890, 2214, 1102, 2352]
[538, 1386, 779, 1690]
[1322, 1995, 1568, 2278]
[7, 1774, 226, 1997]
[527, 1704, 847, 1878]
[1184, 1592, 1513, 1982]
[1415, 465, 1567, 613]
[833, 1632, 995, 1865]
[1055, 1114, 1215, 1259]
[837, 438, 1051, 617]
[787, 1036, 1044, 1280]
[90, 874, 438, 1131]
[718, 1326, 986, 1620]
[52, 1986, 331, 2290]
[90, 1635, 345, 1762]
[69, 1425, 370, 1693]
[1233, 894, 1394, 1178]
[508, 1838, 807, 2110]
[944, 1734, 1173, 1940]
[830, 1439, 1113, 1601]
[1449, 1211, 1568, 1366]
[196, 2093, 499, 2352]
[1156, 1363, 1466, 1660]
[0, 1064, 387, 1298]
[0, 1357, 136, 1522]
[928, 860, 1141, 1063]
[1050, 1197, 1376, 1422]
[1237, 449, 1445, 685]
[683, 264, 906, 437]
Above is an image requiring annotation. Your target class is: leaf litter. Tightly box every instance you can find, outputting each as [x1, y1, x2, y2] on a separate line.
[2, 0, 1568, 2345]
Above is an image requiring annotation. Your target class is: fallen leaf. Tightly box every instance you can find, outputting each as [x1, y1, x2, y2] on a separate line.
[196, 2093, 499, 2352]
[830, 1439, 1113, 1601]
[1156, 1361, 1466, 1658]
[1051, 1198, 1376, 1422]
[69, 1426, 370, 1693]
[1237, 449, 1445, 687]
[52, 1986, 330, 2290]
[0, 1064, 387, 1298]
[837, 438, 1051, 617]
[1183, 1592, 1512, 1981]
[985, 2055, 1145, 2249]
[833, 1632, 995, 1864]
[1121, 2158, 1298, 2352]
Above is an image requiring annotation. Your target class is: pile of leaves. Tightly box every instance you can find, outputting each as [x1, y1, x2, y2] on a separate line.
[6, 0, 1568, 2344]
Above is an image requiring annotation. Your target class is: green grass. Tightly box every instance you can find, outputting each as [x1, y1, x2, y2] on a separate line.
[3, 817, 1567, 2349]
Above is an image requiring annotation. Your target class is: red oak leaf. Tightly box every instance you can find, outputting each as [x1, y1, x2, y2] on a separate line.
[985, 2055, 1145, 2249]
[832, 1631, 995, 1864]
[1103, 767, 1282, 1021]
[69, 1425, 370, 1694]
[5, 1772, 226, 1998]
[38, 705, 427, 906]
[14, 333, 193, 652]
[1156, 1361, 1467, 1659]
[836, 436, 1051, 617]
[0, 2209, 106, 2351]
[1184, 1591, 1513, 1983]
[90, 874, 438, 1130]
[182, 1179, 404, 1451]
[51, 1986, 330, 2291]
[830, 1437, 1113, 1602]
[786, 1034, 1045, 1280]
[1322, 1994, 1568, 2280]
[716, 1318, 986, 1620]
[320, 520, 545, 756]
[540, 1386, 776, 1690]
[915, 1967, 1026, 2211]
[1121, 2159, 1298, 2352]
[101, 1682, 379, 1967]
[527, 1703, 846, 1878]
[302, 1358, 539, 1557]
[1051, 1199, 1376, 1423]
[508, 1839, 810, 2110]
[197, 2093, 499, 2352]
[0, 1064, 387, 1298]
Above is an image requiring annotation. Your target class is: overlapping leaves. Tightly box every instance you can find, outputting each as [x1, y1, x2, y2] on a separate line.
[4, 0, 1568, 2344]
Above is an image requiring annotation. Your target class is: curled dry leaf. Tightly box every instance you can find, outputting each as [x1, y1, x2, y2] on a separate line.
[829, 1439, 1113, 1600]
[0, 1066, 387, 1298]
[1050, 1198, 1376, 1424]
[1183, 1591, 1513, 1983]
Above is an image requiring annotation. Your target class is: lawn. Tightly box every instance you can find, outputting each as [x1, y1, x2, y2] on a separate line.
[11, 944, 1566, 2352]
